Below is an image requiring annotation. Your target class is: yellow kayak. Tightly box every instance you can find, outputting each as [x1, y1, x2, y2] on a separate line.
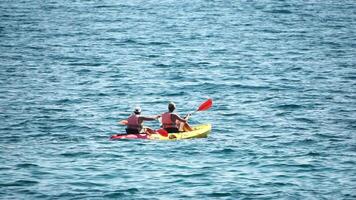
[148, 124, 211, 140]
[110, 124, 211, 140]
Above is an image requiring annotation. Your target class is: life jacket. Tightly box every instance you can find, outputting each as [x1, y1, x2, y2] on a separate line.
[161, 112, 178, 129]
[127, 114, 143, 131]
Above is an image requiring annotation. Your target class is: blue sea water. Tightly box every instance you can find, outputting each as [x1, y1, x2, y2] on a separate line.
[1, 0, 356, 199]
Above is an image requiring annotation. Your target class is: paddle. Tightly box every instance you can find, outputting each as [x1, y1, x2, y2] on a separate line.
[156, 129, 169, 137]
[180, 98, 213, 132]
[189, 98, 213, 116]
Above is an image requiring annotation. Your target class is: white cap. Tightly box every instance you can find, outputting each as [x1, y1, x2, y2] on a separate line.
[134, 106, 141, 113]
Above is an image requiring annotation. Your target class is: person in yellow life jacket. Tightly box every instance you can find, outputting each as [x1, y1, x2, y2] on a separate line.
[126, 106, 160, 134]
[161, 102, 193, 133]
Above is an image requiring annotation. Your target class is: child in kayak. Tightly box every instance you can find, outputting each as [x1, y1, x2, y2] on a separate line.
[125, 106, 160, 134]
[161, 102, 193, 133]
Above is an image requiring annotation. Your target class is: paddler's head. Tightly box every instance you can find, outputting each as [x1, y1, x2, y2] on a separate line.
[168, 102, 176, 112]
[134, 106, 141, 114]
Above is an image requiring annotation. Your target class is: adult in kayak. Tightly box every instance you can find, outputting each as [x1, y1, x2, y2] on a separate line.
[161, 102, 193, 133]
[126, 106, 160, 134]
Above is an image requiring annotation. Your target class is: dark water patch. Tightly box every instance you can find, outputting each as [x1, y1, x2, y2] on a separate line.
[69, 181, 107, 187]
[74, 68, 91, 74]
[54, 98, 83, 104]
[69, 62, 104, 67]
[146, 41, 170, 46]
[120, 38, 139, 45]
[197, 61, 212, 65]
[262, 181, 299, 187]
[153, 63, 170, 68]
[298, 138, 317, 145]
[96, 92, 109, 97]
[103, 188, 139, 198]
[103, 191, 128, 198]
[1, 180, 39, 187]
[171, 172, 206, 178]
[52, 192, 92, 199]
[253, 134, 280, 140]
[232, 84, 271, 90]
[210, 148, 235, 154]
[165, 91, 186, 97]
[347, 123, 356, 130]
[265, 9, 292, 14]
[147, 54, 159, 58]
[0, 166, 11, 170]
[314, 133, 340, 139]
[60, 151, 92, 158]
[294, 117, 315, 124]
[275, 112, 288, 117]
[48, 134, 86, 143]
[306, 151, 322, 156]
[259, 28, 284, 34]
[16, 163, 39, 168]
[0, 135, 22, 143]
[220, 112, 239, 116]
[343, 75, 356, 80]
[275, 104, 303, 110]
[206, 192, 232, 197]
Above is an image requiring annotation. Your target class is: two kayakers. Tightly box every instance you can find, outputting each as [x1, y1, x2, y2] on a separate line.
[125, 106, 160, 134]
[124, 102, 192, 134]
[161, 102, 192, 133]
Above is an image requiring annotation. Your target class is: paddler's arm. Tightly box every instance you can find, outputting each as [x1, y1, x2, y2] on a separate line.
[139, 115, 160, 122]
[172, 114, 188, 123]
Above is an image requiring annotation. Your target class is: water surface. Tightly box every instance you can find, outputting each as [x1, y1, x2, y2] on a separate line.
[1, 0, 355, 199]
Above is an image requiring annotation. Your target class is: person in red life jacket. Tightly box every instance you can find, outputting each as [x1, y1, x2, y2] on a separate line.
[161, 102, 193, 133]
[126, 106, 160, 134]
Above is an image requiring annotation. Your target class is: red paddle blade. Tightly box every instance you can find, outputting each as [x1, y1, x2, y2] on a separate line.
[119, 120, 128, 125]
[156, 129, 169, 137]
[197, 98, 213, 111]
